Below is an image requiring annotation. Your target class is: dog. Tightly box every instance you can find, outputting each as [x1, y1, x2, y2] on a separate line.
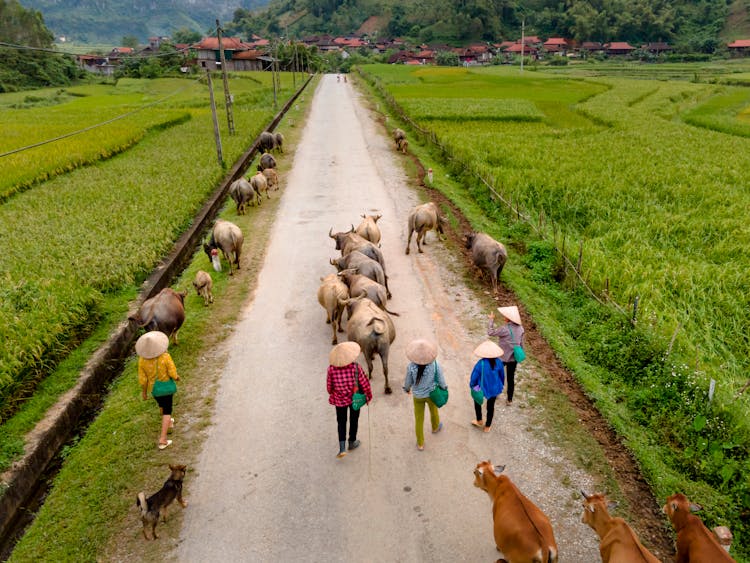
[136, 464, 188, 540]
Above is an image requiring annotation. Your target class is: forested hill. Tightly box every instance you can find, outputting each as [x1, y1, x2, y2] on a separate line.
[229, 0, 750, 53]
[18, 0, 269, 43]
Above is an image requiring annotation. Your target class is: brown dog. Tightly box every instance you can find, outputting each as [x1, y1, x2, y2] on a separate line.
[136, 464, 188, 540]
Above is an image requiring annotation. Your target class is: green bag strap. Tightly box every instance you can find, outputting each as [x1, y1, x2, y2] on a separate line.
[508, 325, 516, 346]
[432, 360, 441, 388]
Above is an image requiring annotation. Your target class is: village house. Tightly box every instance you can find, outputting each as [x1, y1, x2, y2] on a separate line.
[643, 41, 672, 55]
[605, 41, 636, 56]
[728, 39, 750, 56]
[543, 37, 568, 55]
[193, 37, 263, 71]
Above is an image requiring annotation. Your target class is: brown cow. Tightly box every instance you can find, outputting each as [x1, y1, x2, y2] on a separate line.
[473, 461, 558, 563]
[345, 296, 396, 394]
[203, 219, 244, 275]
[393, 128, 406, 150]
[329, 227, 390, 297]
[262, 167, 279, 191]
[405, 202, 447, 254]
[464, 232, 508, 293]
[355, 214, 382, 245]
[330, 250, 387, 289]
[257, 152, 277, 171]
[317, 274, 349, 344]
[580, 491, 660, 563]
[250, 171, 268, 200]
[663, 493, 735, 562]
[337, 269, 398, 316]
[229, 177, 260, 214]
[397, 138, 408, 154]
[192, 270, 214, 306]
[129, 288, 187, 345]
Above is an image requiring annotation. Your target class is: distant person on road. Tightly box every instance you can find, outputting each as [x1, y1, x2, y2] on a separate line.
[488, 305, 525, 405]
[327, 341, 372, 459]
[469, 340, 505, 433]
[403, 339, 445, 451]
[136, 331, 180, 450]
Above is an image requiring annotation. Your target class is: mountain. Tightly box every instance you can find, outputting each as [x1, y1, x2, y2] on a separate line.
[228, 0, 749, 53]
[18, 0, 270, 43]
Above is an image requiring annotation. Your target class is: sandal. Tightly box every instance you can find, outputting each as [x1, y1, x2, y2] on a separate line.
[483, 426, 491, 433]
[417, 444, 424, 451]
[432, 422, 443, 434]
[471, 420, 484, 428]
[158, 440, 173, 450]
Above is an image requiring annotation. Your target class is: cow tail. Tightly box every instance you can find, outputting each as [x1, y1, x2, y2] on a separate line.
[383, 306, 400, 317]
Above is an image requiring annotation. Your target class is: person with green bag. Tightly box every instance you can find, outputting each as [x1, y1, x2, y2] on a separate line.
[488, 305, 525, 405]
[469, 340, 505, 433]
[136, 331, 180, 450]
[327, 341, 372, 459]
[403, 339, 445, 451]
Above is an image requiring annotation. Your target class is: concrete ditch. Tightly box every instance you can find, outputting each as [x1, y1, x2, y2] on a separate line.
[0, 74, 313, 554]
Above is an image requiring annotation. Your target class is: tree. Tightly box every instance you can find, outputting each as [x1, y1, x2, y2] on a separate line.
[121, 35, 139, 48]
[435, 50, 460, 66]
[171, 27, 202, 44]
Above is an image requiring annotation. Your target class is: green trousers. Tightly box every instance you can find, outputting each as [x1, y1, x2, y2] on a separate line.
[413, 396, 440, 447]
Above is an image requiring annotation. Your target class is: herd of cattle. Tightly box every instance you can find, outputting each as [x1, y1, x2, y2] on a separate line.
[127, 131, 284, 343]
[128, 126, 737, 561]
[474, 460, 734, 561]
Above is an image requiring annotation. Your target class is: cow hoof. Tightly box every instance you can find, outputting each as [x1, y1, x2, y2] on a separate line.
[405, 249, 410, 255]
[418, 249, 423, 253]
[385, 387, 392, 394]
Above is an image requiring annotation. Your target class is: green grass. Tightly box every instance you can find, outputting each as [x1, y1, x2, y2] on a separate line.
[6, 80, 316, 561]
[359, 62, 750, 561]
[0, 74, 297, 425]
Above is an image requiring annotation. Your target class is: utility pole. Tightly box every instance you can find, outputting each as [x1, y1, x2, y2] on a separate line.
[206, 69, 224, 167]
[520, 17, 525, 73]
[216, 19, 235, 135]
[271, 39, 278, 108]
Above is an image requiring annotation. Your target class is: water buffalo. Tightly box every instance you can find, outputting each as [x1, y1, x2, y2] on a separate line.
[258, 131, 275, 153]
[203, 219, 244, 275]
[261, 168, 279, 191]
[397, 138, 408, 154]
[192, 270, 214, 306]
[355, 214, 382, 245]
[317, 273, 349, 344]
[229, 177, 260, 214]
[129, 288, 187, 345]
[273, 132, 284, 153]
[329, 227, 390, 297]
[393, 128, 406, 150]
[250, 171, 268, 200]
[337, 269, 398, 316]
[330, 250, 386, 288]
[257, 153, 277, 171]
[464, 232, 507, 292]
[345, 296, 396, 394]
[405, 202, 447, 255]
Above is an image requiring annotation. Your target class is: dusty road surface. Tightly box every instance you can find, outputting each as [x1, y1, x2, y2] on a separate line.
[176, 74, 602, 561]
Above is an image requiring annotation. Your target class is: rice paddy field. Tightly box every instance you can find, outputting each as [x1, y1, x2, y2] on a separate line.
[0, 73, 297, 428]
[360, 62, 750, 558]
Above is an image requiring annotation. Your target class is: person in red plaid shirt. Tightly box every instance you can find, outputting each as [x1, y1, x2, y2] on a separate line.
[327, 341, 373, 458]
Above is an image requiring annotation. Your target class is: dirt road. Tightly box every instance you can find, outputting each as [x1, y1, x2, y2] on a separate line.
[176, 74, 602, 561]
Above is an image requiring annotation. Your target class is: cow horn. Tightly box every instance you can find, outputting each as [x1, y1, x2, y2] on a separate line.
[349, 224, 355, 232]
[329, 258, 337, 266]
[329, 227, 334, 238]
[361, 214, 366, 219]
[581, 490, 591, 500]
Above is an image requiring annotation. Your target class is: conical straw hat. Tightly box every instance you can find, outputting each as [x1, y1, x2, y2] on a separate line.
[406, 339, 438, 365]
[473, 340, 504, 359]
[135, 331, 169, 359]
[329, 341, 361, 367]
[497, 305, 522, 326]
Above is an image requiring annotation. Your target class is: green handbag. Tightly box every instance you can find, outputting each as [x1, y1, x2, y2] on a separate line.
[151, 359, 177, 397]
[471, 362, 485, 404]
[508, 327, 526, 363]
[352, 378, 367, 411]
[429, 361, 449, 408]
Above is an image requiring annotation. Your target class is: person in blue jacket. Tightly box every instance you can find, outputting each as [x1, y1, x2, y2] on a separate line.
[469, 340, 505, 433]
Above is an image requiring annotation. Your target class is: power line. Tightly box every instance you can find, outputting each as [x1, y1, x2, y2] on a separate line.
[0, 76, 203, 159]
[0, 41, 192, 60]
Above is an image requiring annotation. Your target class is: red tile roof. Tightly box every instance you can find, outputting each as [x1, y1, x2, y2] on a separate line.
[505, 43, 536, 53]
[728, 39, 750, 48]
[606, 42, 636, 50]
[233, 50, 262, 60]
[194, 37, 250, 50]
[544, 38, 568, 46]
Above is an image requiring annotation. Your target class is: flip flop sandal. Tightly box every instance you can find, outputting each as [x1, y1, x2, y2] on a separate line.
[471, 420, 484, 428]
[158, 440, 173, 450]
